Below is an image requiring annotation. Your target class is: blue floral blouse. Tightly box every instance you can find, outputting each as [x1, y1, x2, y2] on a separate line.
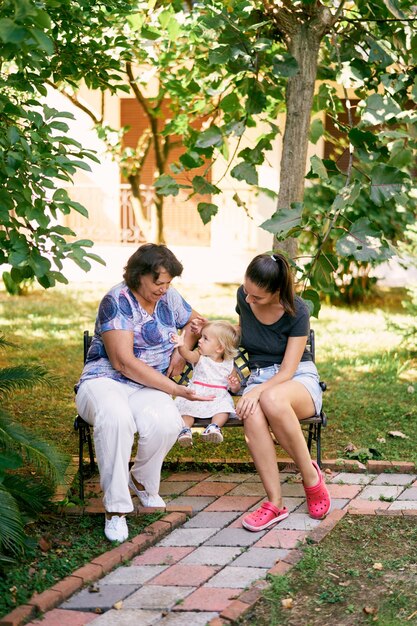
[76, 282, 192, 390]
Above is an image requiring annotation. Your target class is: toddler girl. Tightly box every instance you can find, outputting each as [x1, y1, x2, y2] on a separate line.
[172, 320, 241, 446]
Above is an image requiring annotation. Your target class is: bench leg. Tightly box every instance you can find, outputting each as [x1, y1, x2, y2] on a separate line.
[86, 424, 95, 472]
[78, 421, 85, 501]
[316, 423, 322, 468]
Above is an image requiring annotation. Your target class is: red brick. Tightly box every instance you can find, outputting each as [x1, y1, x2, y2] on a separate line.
[220, 599, 252, 621]
[403, 509, 417, 517]
[207, 618, 230, 626]
[142, 520, 170, 538]
[267, 561, 293, 576]
[149, 563, 218, 586]
[376, 509, 404, 517]
[27, 589, 61, 613]
[132, 546, 194, 565]
[282, 549, 304, 565]
[184, 482, 235, 497]
[176, 587, 238, 611]
[161, 511, 188, 529]
[26, 609, 97, 626]
[327, 484, 362, 499]
[348, 499, 389, 514]
[128, 532, 153, 550]
[391, 461, 416, 473]
[84, 499, 105, 513]
[325, 459, 366, 472]
[237, 586, 263, 606]
[367, 460, 394, 473]
[0, 604, 35, 626]
[91, 550, 123, 573]
[71, 563, 103, 583]
[50, 576, 83, 601]
[107, 541, 138, 562]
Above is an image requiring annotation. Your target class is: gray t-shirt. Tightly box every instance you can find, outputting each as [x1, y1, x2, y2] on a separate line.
[235, 286, 312, 369]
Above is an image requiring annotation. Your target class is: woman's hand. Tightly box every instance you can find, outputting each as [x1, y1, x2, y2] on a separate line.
[235, 388, 262, 420]
[167, 348, 186, 377]
[175, 385, 215, 402]
[190, 316, 206, 335]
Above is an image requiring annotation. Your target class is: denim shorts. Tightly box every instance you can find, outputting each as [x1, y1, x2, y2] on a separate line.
[243, 361, 322, 414]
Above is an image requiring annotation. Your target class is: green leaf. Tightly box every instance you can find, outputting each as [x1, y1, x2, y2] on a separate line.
[302, 289, 321, 318]
[220, 92, 240, 113]
[154, 174, 179, 196]
[362, 93, 401, 125]
[370, 165, 408, 205]
[310, 155, 329, 181]
[141, 25, 161, 40]
[311, 254, 337, 289]
[195, 126, 223, 149]
[331, 181, 361, 212]
[31, 28, 54, 55]
[309, 119, 324, 144]
[179, 151, 204, 169]
[192, 176, 221, 195]
[336, 218, 394, 262]
[0, 19, 26, 43]
[271, 53, 299, 77]
[260, 203, 303, 238]
[197, 202, 218, 224]
[230, 162, 258, 185]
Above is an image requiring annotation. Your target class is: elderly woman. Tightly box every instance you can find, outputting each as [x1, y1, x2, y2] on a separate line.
[75, 243, 208, 542]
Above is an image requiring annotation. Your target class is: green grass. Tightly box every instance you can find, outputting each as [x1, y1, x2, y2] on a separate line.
[0, 282, 415, 464]
[238, 515, 417, 626]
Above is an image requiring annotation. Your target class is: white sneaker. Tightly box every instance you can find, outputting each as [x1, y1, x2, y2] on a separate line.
[177, 427, 193, 448]
[128, 476, 166, 508]
[104, 515, 128, 542]
[200, 424, 224, 444]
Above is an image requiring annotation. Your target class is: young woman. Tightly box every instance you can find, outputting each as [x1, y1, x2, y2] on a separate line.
[234, 253, 331, 531]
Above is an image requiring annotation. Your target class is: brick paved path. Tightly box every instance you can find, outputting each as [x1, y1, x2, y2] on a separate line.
[4, 465, 417, 626]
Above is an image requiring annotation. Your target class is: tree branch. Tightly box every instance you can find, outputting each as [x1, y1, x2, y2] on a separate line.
[44, 79, 102, 125]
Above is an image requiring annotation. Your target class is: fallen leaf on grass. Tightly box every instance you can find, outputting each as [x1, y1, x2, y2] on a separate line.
[38, 537, 51, 552]
[344, 442, 356, 453]
[373, 562, 383, 570]
[281, 597, 293, 609]
[363, 606, 378, 615]
[388, 431, 409, 439]
[376, 437, 386, 444]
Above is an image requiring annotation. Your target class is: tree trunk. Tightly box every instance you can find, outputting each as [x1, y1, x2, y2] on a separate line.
[275, 22, 322, 258]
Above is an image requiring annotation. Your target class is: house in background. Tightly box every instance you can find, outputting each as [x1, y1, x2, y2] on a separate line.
[47, 84, 343, 285]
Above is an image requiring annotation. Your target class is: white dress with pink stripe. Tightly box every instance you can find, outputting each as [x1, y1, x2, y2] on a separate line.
[174, 355, 236, 419]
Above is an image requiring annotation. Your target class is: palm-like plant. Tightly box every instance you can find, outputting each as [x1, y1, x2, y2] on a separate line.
[0, 335, 68, 567]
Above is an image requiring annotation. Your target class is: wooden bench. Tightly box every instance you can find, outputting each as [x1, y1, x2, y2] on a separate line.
[74, 329, 327, 500]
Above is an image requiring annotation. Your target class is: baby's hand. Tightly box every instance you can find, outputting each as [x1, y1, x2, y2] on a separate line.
[170, 333, 185, 348]
[190, 316, 206, 335]
[228, 374, 241, 393]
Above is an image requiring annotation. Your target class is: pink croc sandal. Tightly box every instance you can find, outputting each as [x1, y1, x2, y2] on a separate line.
[242, 501, 289, 532]
[303, 461, 331, 519]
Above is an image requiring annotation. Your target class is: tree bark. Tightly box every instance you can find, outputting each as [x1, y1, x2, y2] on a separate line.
[267, 5, 337, 258]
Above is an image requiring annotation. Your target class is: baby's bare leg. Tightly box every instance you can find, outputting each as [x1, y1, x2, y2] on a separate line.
[211, 412, 229, 427]
[182, 415, 195, 428]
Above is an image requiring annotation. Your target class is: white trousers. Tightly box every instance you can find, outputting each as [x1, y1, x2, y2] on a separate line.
[75, 378, 183, 513]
